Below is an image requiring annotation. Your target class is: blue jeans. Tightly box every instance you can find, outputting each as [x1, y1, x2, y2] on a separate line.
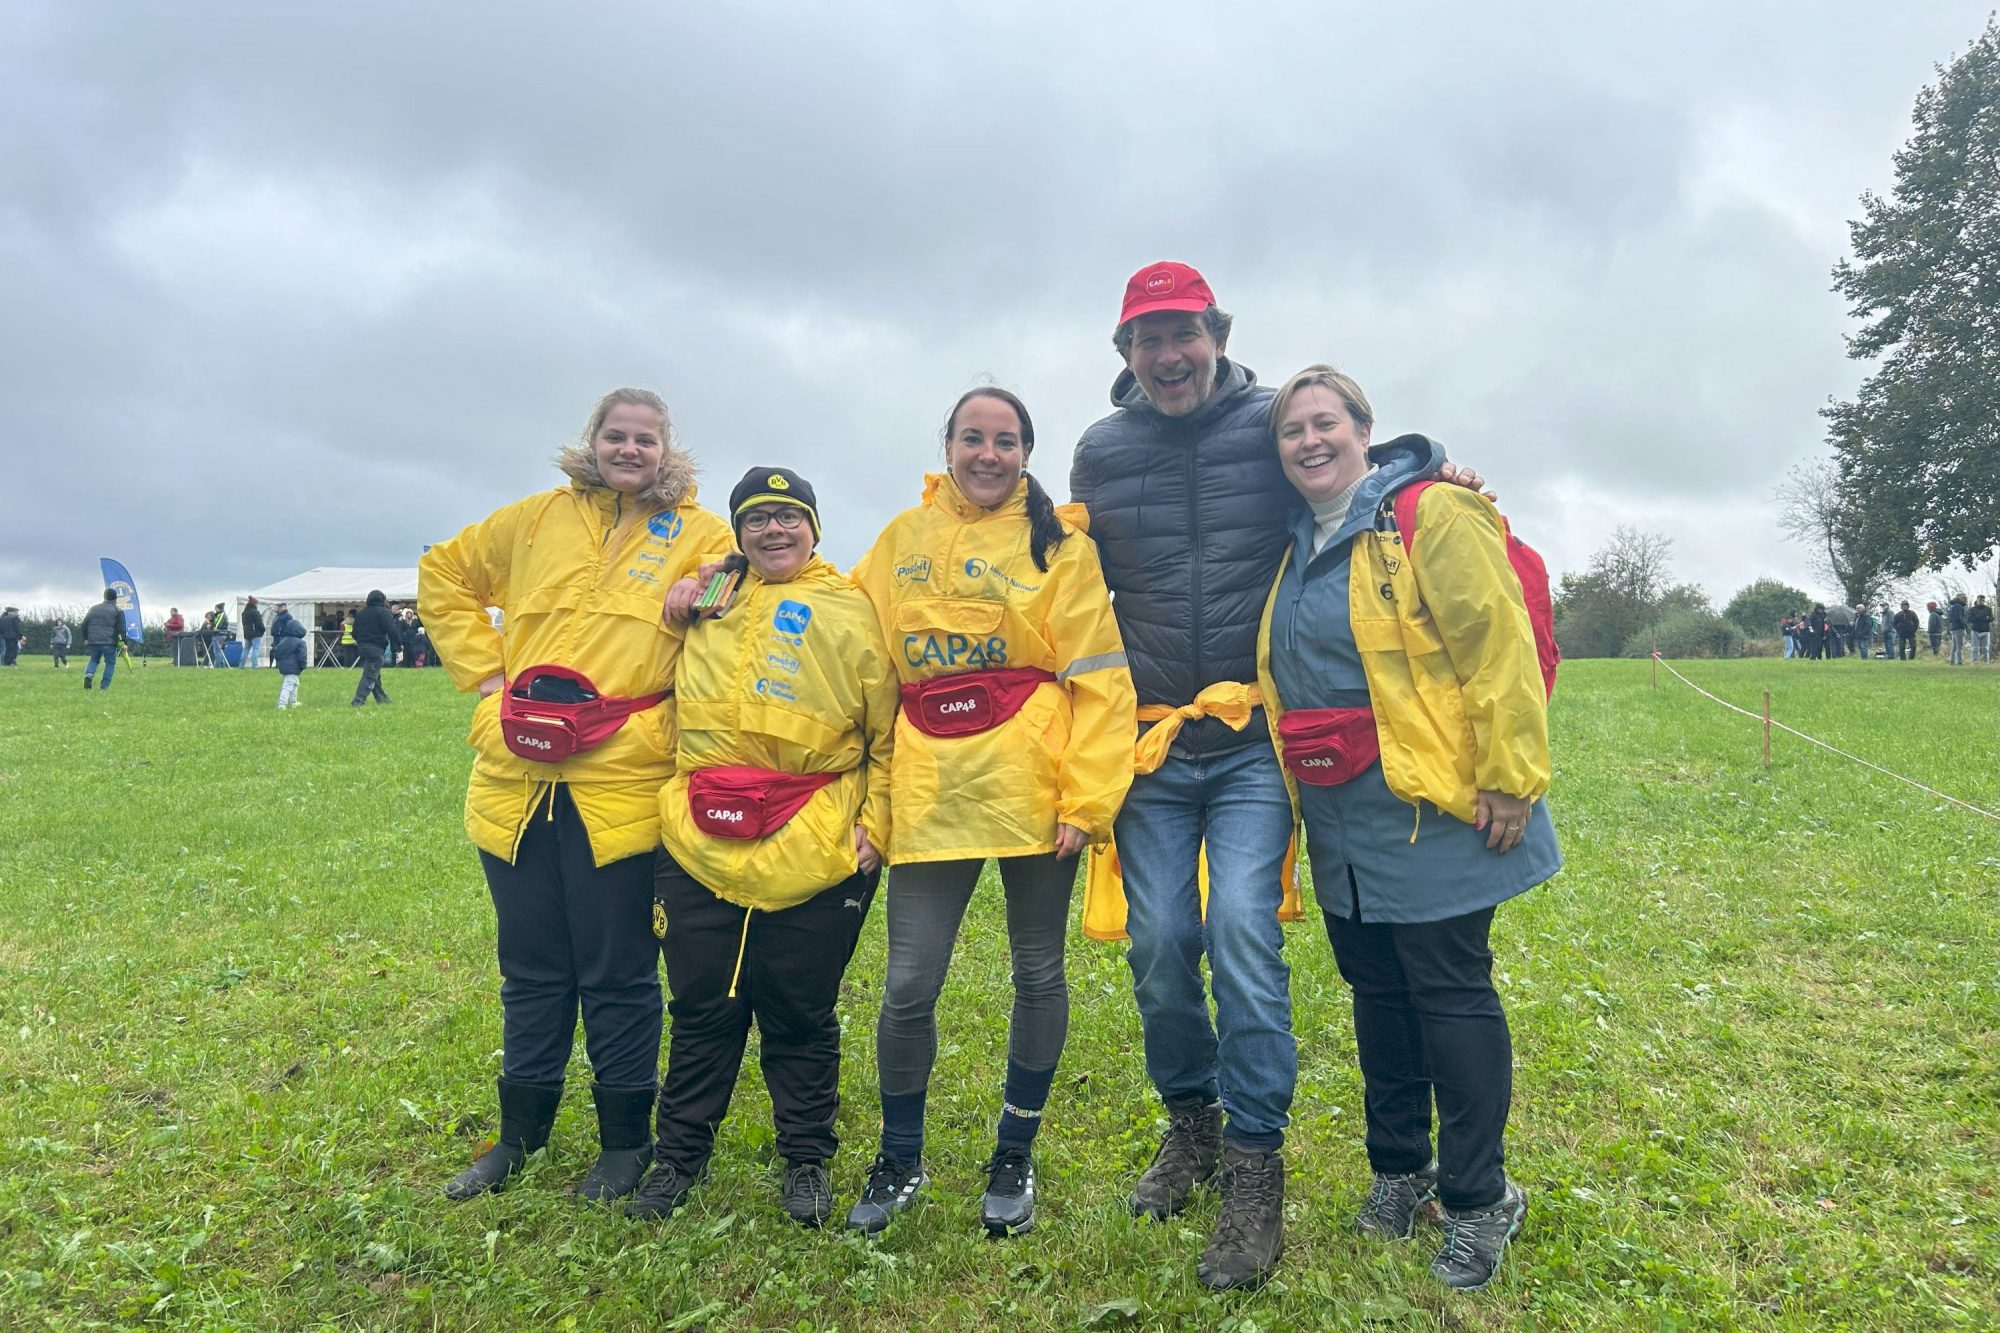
[85, 644, 116, 687]
[243, 635, 264, 669]
[1113, 739, 1297, 1151]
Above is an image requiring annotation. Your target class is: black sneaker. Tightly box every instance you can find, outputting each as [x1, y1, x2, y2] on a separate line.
[1128, 1098, 1222, 1219]
[83, 678, 92, 689]
[981, 1144, 1036, 1237]
[780, 1159, 834, 1228]
[625, 1161, 700, 1221]
[1353, 1161, 1441, 1241]
[1196, 1145, 1285, 1291]
[1430, 1179, 1527, 1292]
[844, 1153, 926, 1234]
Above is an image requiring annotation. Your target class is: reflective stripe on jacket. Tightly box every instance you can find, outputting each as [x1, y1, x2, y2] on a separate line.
[1258, 483, 1551, 824]
[659, 555, 897, 910]
[420, 481, 735, 866]
[853, 473, 1137, 863]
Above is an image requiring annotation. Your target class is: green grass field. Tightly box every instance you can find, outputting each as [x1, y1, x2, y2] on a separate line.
[1, 657, 1994, 1331]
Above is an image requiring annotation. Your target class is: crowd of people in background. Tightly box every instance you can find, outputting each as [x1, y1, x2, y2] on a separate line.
[1780, 594, 1991, 664]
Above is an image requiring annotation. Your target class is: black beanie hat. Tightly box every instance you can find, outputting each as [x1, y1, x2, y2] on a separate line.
[729, 467, 821, 541]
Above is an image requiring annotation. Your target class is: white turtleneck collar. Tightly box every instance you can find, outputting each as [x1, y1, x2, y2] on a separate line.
[1307, 470, 1371, 558]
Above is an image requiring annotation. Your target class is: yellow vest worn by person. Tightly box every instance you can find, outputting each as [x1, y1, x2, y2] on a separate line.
[1255, 483, 1551, 826]
[660, 555, 897, 911]
[420, 482, 735, 866]
[852, 473, 1136, 865]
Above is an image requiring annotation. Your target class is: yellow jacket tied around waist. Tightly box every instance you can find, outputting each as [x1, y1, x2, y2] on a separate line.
[853, 473, 1136, 865]
[419, 482, 735, 866]
[659, 554, 898, 911]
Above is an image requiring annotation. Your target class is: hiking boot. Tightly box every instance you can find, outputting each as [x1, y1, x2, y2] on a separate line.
[980, 1144, 1036, 1237]
[1430, 1179, 1527, 1292]
[780, 1159, 834, 1228]
[625, 1160, 701, 1221]
[575, 1083, 655, 1203]
[443, 1078, 563, 1201]
[1353, 1161, 1441, 1241]
[1128, 1097, 1222, 1219]
[844, 1153, 927, 1234]
[1196, 1145, 1285, 1291]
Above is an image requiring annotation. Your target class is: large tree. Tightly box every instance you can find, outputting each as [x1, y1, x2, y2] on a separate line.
[1723, 577, 1815, 637]
[1827, 19, 2000, 576]
[1554, 527, 1677, 658]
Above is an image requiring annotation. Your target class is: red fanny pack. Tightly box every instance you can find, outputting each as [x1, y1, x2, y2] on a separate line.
[499, 665, 668, 764]
[688, 766, 840, 840]
[1277, 707, 1381, 786]
[900, 667, 1056, 738]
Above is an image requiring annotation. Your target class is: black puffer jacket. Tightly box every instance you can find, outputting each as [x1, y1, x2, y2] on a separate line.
[1070, 358, 1291, 758]
[353, 595, 398, 653]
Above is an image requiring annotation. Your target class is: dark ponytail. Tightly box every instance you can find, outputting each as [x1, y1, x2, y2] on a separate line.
[943, 385, 1069, 571]
[1024, 471, 1069, 573]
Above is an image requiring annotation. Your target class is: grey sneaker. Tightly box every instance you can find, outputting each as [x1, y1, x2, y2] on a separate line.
[1128, 1098, 1222, 1219]
[1353, 1161, 1441, 1240]
[1430, 1179, 1527, 1292]
[1195, 1145, 1286, 1291]
[780, 1159, 834, 1228]
[845, 1153, 927, 1234]
[980, 1144, 1036, 1236]
[624, 1161, 700, 1221]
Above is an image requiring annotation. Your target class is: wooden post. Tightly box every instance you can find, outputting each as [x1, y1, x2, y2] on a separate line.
[1651, 635, 1659, 691]
[1762, 690, 1772, 769]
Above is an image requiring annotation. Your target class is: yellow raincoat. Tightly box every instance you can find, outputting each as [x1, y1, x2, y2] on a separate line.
[1255, 483, 1552, 825]
[659, 555, 898, 911]
[852, 473, 1136, 864]
[420, 482, 734, 866]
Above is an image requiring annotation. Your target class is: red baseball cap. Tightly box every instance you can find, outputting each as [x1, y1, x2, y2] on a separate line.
[1119, 261, 1217, 325]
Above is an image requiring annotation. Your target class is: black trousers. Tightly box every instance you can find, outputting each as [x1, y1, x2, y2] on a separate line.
[352, 649, 390, 703]
[477, 785, 662, 1089]
[1325, 897, 1511, 1212]
[654, 851, 878, 1174]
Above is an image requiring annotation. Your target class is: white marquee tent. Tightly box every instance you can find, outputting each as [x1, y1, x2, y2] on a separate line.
[240, 567, 418, 665]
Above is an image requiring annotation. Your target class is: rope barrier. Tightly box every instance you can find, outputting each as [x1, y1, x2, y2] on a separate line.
[1650, 653, 2000, 825]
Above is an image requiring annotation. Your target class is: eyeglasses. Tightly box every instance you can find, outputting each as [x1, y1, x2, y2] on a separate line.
[740, 508, 807, 533]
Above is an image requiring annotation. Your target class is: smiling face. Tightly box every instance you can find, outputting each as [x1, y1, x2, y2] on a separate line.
[1275, 384, 1373, 503]
[1124, 311, 1220, 417]
[946, 393, 1029, 508]
[591, 402, 666, 494]
[739, 503, 813, 582]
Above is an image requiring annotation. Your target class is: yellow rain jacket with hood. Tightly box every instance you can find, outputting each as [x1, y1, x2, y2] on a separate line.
[420, 451, 735, 867]
[853, 473, 1136, 864]
[660, 554, 898, 910]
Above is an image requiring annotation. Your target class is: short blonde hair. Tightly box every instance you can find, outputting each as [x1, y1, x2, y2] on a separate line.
[1270, 363, 1374, 440]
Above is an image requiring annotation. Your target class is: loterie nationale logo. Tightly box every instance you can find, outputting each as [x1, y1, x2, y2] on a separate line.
[647, 511, 683, 541]
[894, 555, 933, 587]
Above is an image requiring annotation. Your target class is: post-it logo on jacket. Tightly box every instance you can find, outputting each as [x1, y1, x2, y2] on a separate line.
[773, 600, 812, 636]
[894, 555, 932, 587]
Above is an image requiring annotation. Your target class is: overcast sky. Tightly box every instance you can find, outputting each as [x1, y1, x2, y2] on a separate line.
[3, 0, 1990, 618]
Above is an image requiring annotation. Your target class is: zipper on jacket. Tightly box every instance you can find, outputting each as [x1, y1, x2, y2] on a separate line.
[1184, 437, 1204, 751]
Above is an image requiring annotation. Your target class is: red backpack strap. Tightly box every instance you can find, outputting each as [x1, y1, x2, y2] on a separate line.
[1389, 479, 1434, 552]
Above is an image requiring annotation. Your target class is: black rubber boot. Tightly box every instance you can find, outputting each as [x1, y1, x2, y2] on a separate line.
[576, 1082, 656, 1203]
[443, 1077, 563, 1201]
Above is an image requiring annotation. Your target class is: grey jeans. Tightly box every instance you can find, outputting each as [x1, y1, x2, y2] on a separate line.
[875, 854, 1076, 1097]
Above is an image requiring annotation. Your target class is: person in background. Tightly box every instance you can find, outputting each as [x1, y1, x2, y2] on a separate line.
[1878, 603, 1896, 660]
[1893, 602, 1919, 660]
[81, 590, 123, 691]
[1970, 595, 1992, 663]
[350, 591, 397, 706]
[1258, 365, 1554, 1295]
[846, 387, 1135, 1239]
[628, 467, 895, 1229]
[1946, 594, 1969, 665]
[50, 619, 71, 669]
[1926, 601, 1944, 655]
[241, 596, 267, 670]
[1803, 606, 1824, 661]
[0, 606, 20, 667]
[420, 386, 733, 1205]
[164, 608, 186, 653]
[1852, 603, 1873, 659]
[271, 602, 308, 708]
[1779, 614, 1796, 660]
